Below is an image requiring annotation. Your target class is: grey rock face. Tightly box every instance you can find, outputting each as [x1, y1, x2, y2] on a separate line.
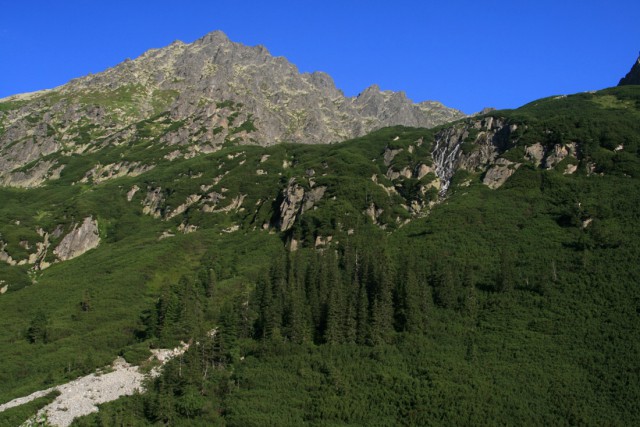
[302, 186, 327, 214]
[618, 56, 640, 86]
[415, 163, 434, 180]
[544, 144, 570, 169]
[278, 179, 306, 232]
[431, 117, 515, 193]
[525, 143, 545, 166]
[53, 217, 101, 261]
[383, 147, 403, 166]
[482, 158, 521, 189]
[0, 160, 63, 188]
[0, 241, 16, 266]
[524, 141, 578, 170]
[81, 162, 154, 185]
[0, 30, 464, 184]
[277, 179, 326, 232]
[142, 188, 165, 218]
[365, 203, 384, 224]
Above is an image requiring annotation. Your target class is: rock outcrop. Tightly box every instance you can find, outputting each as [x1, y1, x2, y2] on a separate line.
[483, 158, 521, 189]
[302, 186, 327, 214]
[53, 217, 101, 261]
[431, 117, 516, 193]
[166, 194, 202, 219]
[28, 230, 52, 270]
[525, 143, 545, 166]
[142, 188, 165, 218]
[0, 229, 53, 269]
[365, 203, 384, 225]
[0, 241, 16, 266]
[80, 162, 154, 185]
[126, 185, 140, 201]
[618, 56, 640, 86]
[544, 143, 576, 169]
[278, 179, 306, 232]
[383, 147, 403, 166]
[202, 194, 246, 214]
[277, 179, 326, 231]
[524, 142, 578, 170]
[415, 163, 434, 180]
[0, 160, 64, 188]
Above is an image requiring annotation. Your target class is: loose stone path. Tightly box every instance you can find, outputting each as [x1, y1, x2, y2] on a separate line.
[0, 343, 188, 427]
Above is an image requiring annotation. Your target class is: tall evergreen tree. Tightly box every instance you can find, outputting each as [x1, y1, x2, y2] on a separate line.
[304, 253, 322, 337]
[461, 265, 479, 320]
[285, 252, 311, 343]
[496, 251, 515, 293]
[355, 278, 370, 345]
[395, 268, 423, 333]
[432, 262, 457, 309]
[325, 282, 345, 344]
[255, 273, 276, 339]
[370, 253, 394, 345]
[322, 251, 343, 343]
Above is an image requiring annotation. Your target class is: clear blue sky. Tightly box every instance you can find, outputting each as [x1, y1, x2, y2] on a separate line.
[1, 1, 638, 114]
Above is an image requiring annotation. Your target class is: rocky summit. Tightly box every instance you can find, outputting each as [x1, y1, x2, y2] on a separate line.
[0, 30, 463, 187]
[618, 54, 640, 86]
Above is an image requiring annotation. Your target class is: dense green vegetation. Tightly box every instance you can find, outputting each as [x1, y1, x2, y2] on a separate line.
[0, 124, 430, 409]
[501, 86, 640, 177]
[0, 390, 59, 426]
[1, 86, 640, 425]
[72, 169, 640, 424]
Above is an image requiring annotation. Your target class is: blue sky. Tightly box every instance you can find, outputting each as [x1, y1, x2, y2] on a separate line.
[1, 1, 638, 113]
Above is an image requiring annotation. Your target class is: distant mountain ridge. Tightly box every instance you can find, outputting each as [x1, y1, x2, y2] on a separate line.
[0, 30, 464, 185]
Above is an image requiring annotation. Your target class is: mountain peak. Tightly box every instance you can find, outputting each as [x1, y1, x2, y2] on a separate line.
[195, 30, 230, 45]
[362, 84, 381, 94]
[0, 30, 465, 182]
[618, 54, 640, 86]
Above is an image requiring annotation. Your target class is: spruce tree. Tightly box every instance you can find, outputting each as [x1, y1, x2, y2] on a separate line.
[432, 263, 457, 309]
[325, 283, 345, 344]
[496, 251, 515, 293]
[322, 251, 343, 343]
[304, 253, 322, 336]
[356, 278, 370, 345]
[461, 265, 479, 319]
[396, 268, 423, 333]
[370, 253, 394, 345]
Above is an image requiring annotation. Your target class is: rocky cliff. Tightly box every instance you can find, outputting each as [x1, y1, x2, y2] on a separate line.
[618, 55, 640, 86]
[0, 31, 464, 186]
[53, 217, 101, 261]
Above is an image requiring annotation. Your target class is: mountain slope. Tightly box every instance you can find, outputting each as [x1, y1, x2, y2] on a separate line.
[70, 86, 640, 426]
[0, 82, 639, 425]
[0, 31, 463, 187]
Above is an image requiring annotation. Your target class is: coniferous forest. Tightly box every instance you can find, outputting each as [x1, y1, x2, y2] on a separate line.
[71, 154, 640, 426]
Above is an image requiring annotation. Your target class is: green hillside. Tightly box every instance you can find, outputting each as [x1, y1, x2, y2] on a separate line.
[1, 86, 640, 425]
